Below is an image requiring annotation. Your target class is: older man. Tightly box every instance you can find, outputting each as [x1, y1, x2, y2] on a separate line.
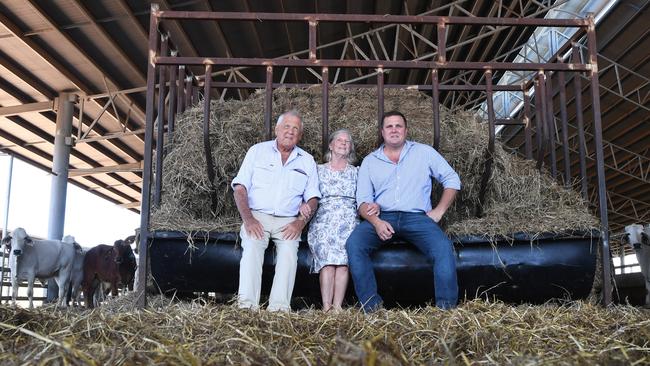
[232, 110, 320, 311]
[346, 111, 461, 312]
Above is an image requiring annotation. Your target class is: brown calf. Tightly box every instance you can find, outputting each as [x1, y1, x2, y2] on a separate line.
[82, 240, 132, 308]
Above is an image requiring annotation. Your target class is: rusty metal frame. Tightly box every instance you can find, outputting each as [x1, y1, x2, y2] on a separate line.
[137, 7, 611, 307]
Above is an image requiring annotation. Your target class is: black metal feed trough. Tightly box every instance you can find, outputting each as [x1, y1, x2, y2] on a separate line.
[150, 230, 598, 307]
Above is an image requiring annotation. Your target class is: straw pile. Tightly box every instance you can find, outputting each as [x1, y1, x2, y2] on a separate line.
[1, 297, 648, 364]
[151, 87, 597, 237]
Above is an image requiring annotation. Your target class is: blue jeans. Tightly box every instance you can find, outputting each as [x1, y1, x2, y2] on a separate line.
[346, 211, 458, 311]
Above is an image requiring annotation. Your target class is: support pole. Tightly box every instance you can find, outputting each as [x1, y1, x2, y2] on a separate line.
[572, 44, 588, 201]
[432, 69, 441, 150]
[1, 155, 13, 303]
[587, 15, 611, 306]
[536, 72, 548, 171]
[178, 66, 186, 113]
[437, 22, 446, 63]
[154, 36, 168, 207]
[167, 51, 178, 146]
[309, 21, 317, 60]
[557, 70, 571, 188]
[545, 71, 557, 179]
[264, 66, 273, 140]
[185, 77, 192, 108]
[136, 3, 159, 308]
[377, 68, 384, 146]
[322, 67, 329, 156]
[203, 64, 218, 213]
[523, 90, 533, 160]
[46, 92, 76, 302]
[2, 155, 12, 238]
[478, 69, 495, 217]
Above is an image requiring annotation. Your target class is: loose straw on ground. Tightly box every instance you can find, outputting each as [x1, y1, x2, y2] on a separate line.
[1, 296, 648, 365]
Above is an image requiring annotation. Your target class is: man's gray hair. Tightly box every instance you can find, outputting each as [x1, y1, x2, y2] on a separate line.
[276, 110, 303, 127]
[324, 129, 356, 165]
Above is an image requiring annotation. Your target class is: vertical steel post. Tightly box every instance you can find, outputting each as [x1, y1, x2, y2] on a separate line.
[185, 77, 192, 108]
[322, 67, 329, 157]
[167, 51, 178, 146]
[136, 3, 159, 308]
[47, 93, 76, 241]
[478, 70, 495, 216]
[377, 68, 384, 146]
[46, 92, 76, 302]
[0, 154, 13, 303]
[557, 70, 571, 188]
[545, 71, 557, 179]
[1, 155, 12, 238]
[309, 21, 317, 60]
[154, 36, 168, 207]
[203, 64, 218, 212]
[437, 22, 446, 63]
[587, 15, 611, 305]
[535, 72, 547, 171]
[264, 66, 273, 140]
[523, 90, 533, 160]
[572, 44, 588, 201]
[178, 66, 186, 113]
[432, 69, 441, 150]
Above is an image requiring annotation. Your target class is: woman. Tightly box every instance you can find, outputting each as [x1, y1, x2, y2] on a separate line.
[302, 129, 377, 311]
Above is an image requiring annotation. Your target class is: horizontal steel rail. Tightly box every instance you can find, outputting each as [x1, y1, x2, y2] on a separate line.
[157, 10, 589, 27]
[156, 56, 590, 71]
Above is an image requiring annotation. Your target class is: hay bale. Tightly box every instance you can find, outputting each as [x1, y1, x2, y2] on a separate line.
[151, 87, 597, 236]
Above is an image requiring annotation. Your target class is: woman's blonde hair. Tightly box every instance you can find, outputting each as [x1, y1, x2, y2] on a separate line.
[324, 129, 356, 165]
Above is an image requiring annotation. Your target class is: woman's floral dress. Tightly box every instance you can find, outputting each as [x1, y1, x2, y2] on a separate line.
[307, 164, 359, 273]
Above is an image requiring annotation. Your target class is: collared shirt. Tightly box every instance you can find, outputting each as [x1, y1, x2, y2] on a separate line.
[356, 140, 461, 213]
[232, 140, 321, 216]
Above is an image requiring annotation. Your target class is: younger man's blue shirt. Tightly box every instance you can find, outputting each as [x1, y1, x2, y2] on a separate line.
[356, 141, 461, 213]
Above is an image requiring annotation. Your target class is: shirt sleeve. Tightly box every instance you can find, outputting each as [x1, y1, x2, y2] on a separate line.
[429, 147, 461, 190]
[302, 159, 322, 201]
[231, 145, 256, 191]
[356, 157, 375, 209]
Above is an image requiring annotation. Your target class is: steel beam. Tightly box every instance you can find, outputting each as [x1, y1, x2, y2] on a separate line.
[157, 56, 589, 72]
[0, 101, 54, 117]
[157, 10, 588, 27]
[68, 162, 143, 177]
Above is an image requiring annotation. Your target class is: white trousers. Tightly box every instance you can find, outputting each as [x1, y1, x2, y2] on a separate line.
[238, 211, 299, 311]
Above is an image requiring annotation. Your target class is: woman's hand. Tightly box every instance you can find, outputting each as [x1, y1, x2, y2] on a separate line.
[365, 203, 380, 216]
[299, 202, 313, 220]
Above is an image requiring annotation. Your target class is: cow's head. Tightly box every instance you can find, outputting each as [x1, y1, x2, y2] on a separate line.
[623, 224, 645, 250]
[10, 227, 33, 257]
[112, 239, 135, 264]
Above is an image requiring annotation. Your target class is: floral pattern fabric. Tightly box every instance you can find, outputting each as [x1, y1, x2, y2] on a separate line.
[307, 164, 359, 273]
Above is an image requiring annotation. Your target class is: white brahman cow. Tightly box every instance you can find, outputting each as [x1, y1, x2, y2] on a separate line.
[4, 228, 77, 308]
[63, 235, 86, 307]
[623, 224, 650, 306]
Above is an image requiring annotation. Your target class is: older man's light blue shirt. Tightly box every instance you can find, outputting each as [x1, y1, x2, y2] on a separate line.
[356, 141, 461, 213]
[232, 140, 321, 217]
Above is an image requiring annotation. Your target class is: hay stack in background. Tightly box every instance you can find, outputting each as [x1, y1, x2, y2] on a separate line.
[151, 87, 597, 236]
